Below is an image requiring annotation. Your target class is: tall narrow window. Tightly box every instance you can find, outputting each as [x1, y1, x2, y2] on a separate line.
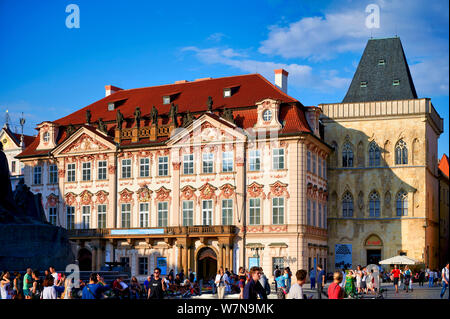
[342, 142, 354, 167]
[48, 207, 57, 225]
[182, 201, 194, 226]
[312, 201, 316, 227]
[97, 204, 107, 228]
[121, 203, 131, 228]
[273, 148, 285, 170]
[318, 203, 322, 228]
[158, 156, 168, 176]
[323, 159, 327, 179]
[82, 162, 91, 181]
[342, 192, 354, 217]
[369, 142, 381, 167]
[222, 199, 233, 225]
[312, 153, 317, 174]
[11, 161, 16, 173]
[318, 156, 322, 177]
[140, 158, 150, 177]
[307, 151, 311, 172]
[396, 190, 408, 216]
[33, 166, 42, 185]
[324, 204, 327, 228]
[202, 153, 214, 174]
[222, 151, 234, 172]
[369, 191, 380, 217]
[139, 257, 148, 275]
[66, 206, 75, 230]
[272, 197, 284, 225]
[202, 200, 213, 225]
[98, 161, 107, 180]
[249, 150, 261, 171]
[121, 159, 132, 178]
[249, 198, 261, 225]
[183, 154, 194, 175]
[307, 199, 311, 225]
[49, 164, 58, 184]
[395, 139, 408, 165]
[139, 203, 149, 227]
[157, 202, 168, 227]
[82, 206, 91, 229]
[67, 163, 76, 182]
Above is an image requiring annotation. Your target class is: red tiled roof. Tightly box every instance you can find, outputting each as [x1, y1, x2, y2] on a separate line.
[18, 73, 312, 157]
[1, 126, 35, 147]
[439, 154, 449, 178]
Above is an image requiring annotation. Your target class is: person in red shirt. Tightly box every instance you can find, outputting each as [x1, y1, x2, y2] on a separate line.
[328, 271, 344, 299]
[391, 265, 401, 293]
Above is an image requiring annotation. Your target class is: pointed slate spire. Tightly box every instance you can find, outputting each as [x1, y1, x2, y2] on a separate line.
[343, 37, 418, 103]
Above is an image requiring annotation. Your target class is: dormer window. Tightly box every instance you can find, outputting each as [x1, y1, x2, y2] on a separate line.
[108, 102, 115, 111]
[360, 81, 368, 88]
[163, 96, 171, 104]
[378, 59, 386, 65]
[262, 109, 272, 122]
[43, 132, 50, 143]
[393, 79, 400, 86]
[223, 88, 232, 98]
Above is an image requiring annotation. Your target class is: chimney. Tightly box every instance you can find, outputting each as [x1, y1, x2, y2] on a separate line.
[105, 85, 123, 97]
[274, 69, 288, 94]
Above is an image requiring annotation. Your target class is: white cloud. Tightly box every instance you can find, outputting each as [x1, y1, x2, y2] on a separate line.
[207, 33, 226, 42]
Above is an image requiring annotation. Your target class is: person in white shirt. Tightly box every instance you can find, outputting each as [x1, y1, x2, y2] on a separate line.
[288, 269, 307, 299]
[440, 263, 449, 299]
[49, 266, 59, 286]
[215, 267, 229, 299]
[42, 276, 57, 299]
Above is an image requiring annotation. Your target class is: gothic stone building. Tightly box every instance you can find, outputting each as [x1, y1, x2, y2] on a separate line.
[320, 38, 444, 270]
[17, 71, 331, 280]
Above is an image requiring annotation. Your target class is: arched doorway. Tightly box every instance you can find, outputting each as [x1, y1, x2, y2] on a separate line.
[78, 248, 92, 271]
[197, 247, 217, 281]
[365, 234, 383, 265]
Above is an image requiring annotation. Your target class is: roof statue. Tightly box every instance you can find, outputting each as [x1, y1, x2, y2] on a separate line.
[222, 108, 234, 124]
[134, 107, 141, 128]
[169, 103, 178, 127]
[98, 117, 107, 134]
[116, 109, 124, 130]
[86, 109, 91, 125]
[207, 96, 213, 112]
[150, 105, 158, 125]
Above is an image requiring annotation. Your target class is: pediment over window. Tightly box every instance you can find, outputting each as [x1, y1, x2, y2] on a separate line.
[52, 127, 116, 156]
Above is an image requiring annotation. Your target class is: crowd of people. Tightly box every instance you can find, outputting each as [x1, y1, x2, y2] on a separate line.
[1, 262, 448, 300]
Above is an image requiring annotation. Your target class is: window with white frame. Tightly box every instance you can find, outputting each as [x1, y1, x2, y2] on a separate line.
[222, 199, 233, 225]
[222, 151, 233, 172]
[249, 150, 261, 171]
[272, 197, 284, 225]
[139, 203, 149, 227]
[121, 203, 131, 228]
[140, 158, 150, 177]
[33, 166, 42, 185]
[369, 191, 380, 217]
[97, 204, 107, 229]
[342, 192, 354, 217]
[98, 161, 107, 180]
[82, 206, 91, 229]
[202, 200, 213, 225]
[312, 201, 316, 227]
[43, 132, 50, 143]
[183, 154, 194, 175]
[48, 207, 57, 225]
[66, 206, 75, 230]
[49, 164, 58, 184]
[249, 198, 261, 225]
[67, 163, 76, 182]
[272, 148, 285, 170]
[202, 153, 214, 174]
[139, 257, 148, 275]
[182, 200, 194, 226]
[307, 199, 311, 225]
[82, 162, 91, 181]
[158, 156, 168, 176]
[121, 159, 132, 179]
[158, 202, 168, 227]
[396, 190, 408, 216]
[312, 153, 317, 174]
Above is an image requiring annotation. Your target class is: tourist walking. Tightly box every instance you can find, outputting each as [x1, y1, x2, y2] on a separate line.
[258, 268, 271, 297]
[41, 276, 57, 299]
[361, 268, 367, 294]
[317, 265, 326, 294]
[0, 271, 12, 299]
[344, 270, 356, 298]
[428, 268, 435, 287]
[147, 268, 165, 299]
[82, 273, 110, 299]
[12, 272, 23, 299]
[391, 265, 401, 293]
[273, 266, 281, 292]
[403, 266, 412, 293]
[130, 276, 142, 299]
[23, 268, 33, 299]
[288, 269, 307, 299]
[309, 268, 316, 289]
[238, 267, 246, 299]
[285, 267, 292, 293]
[31, 270, 43, 299]
[275, 269, 289, 299]
[243, 267, 267, 300]
[440, 262, 449, 299]
[328, 271, 344, 299]
[355, 265, 362, 294]
[215, 267, 229, 299]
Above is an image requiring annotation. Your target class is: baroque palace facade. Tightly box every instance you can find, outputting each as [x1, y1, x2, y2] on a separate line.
[17, 71, 331, 280]
[320, 38, 444, 270]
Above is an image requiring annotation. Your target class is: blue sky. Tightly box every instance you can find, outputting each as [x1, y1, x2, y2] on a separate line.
[0, 0, 448, 157]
